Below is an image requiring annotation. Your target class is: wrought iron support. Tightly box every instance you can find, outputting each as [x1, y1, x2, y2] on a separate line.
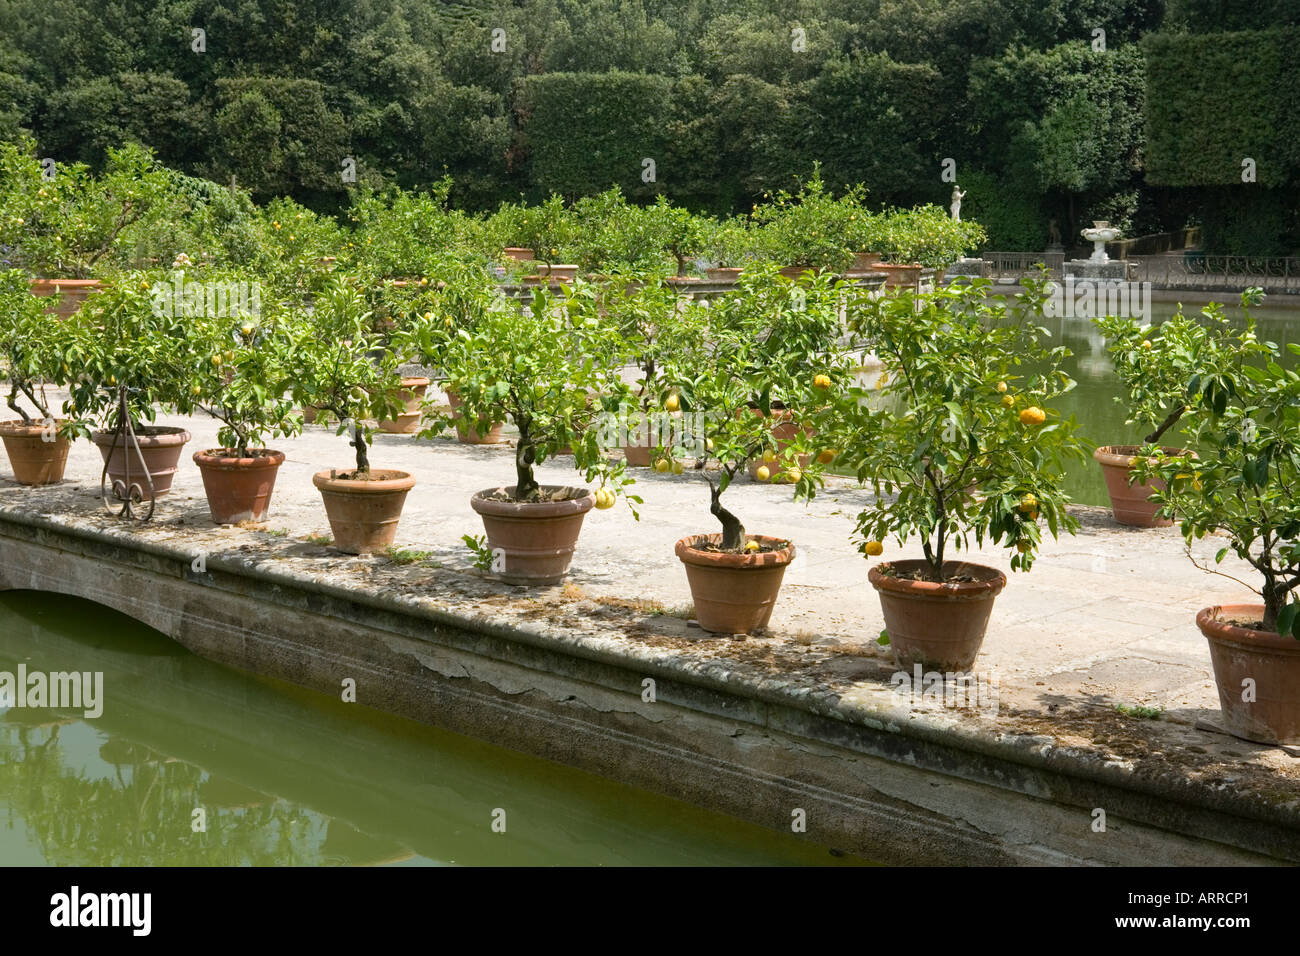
[99, 385, 156, 522]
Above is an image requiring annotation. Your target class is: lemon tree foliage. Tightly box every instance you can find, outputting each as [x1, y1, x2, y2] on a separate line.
[0, 140, 178, 279]
[288, 277, 403, 474]
[664, 267, 851, 551]
[1130, 290, 1300, 634]
[412, 281, 634, 505]
[0, 268, 68, 425]
[173, 284, 303, 458]
[810, 277, 1088, 582]
[1095, 301, 1263, 446]
[61, 272, 193, 435]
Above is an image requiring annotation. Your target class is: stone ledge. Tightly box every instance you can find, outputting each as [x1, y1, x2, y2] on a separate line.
[0, 498, 1294, 865]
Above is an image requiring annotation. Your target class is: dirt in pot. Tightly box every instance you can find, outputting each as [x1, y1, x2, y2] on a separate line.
[1223, 617, 1270, 631]
[480, 487, 588, 504]
[329, 469, 407, 482]
[879, 565, 983, 584]
[694, 537, 791, 556]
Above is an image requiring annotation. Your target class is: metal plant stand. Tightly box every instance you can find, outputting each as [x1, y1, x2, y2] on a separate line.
[99, 386, 156, 522]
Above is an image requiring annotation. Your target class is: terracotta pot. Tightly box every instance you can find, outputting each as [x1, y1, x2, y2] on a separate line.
[868, 560, 1007, 672]
[378, 377, 430, 434]
[1197, 604, 1300, 744]
[28, 278, 101, 319]
[0, 419, 70, 485]
[877, 262, 923, 290]
[446, 388, 504, 444]
[503, 247, 535, 262]
[623, 443, 653, 468]
[312, 468, 415, 555]
[91, 426, 191, 497]
[523, 264, 579, 285]
[779, 265, 814, 279]
[470, 485, 595, 585]
[851, 252, 883, 271]
[705, 267, 742, 282]
[675, 533, 796, 634]
[745, 405, 812, 482]
[193, 448, 285, 524]
[1093, 445, 1186, 527]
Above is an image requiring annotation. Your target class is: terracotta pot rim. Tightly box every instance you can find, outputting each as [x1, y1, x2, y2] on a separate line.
[1094, 444, 1189, 468]
[675, 533, 796, 569]
[312, 468, 415, 495]
[29, 278, 103, 289]
[1196, 603, 1300, 652]
[868, 559, 1007, 599]
[91, 426, 191, 447]
[470, 485, 594, 517]
[194, 448, 286, 468]
[399, 377, 431, 389]
[0, 418, 68, 437]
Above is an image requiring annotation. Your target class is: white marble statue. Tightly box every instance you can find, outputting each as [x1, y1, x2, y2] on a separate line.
[950, 186, 966, 221]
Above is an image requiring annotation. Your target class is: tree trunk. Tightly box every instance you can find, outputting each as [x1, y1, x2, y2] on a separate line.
[7, 387, 32, 425]
[515, 415, 540, 501]
[708, 475, 745, 550]
[1144, 404, 1185, 445]
[1263, 576, 1286, 633]
[351, 431, 370, 474]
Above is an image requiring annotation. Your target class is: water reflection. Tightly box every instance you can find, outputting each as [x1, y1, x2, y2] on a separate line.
[0, 593, 857, 866]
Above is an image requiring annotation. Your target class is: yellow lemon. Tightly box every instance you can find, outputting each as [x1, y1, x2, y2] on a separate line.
[190, 385, 202, 396]
[814, 373, 831, 389]
[1001, 394, 1015, 408]
[864, 540, 883, 556]
[671, 460, 684, 475]
[594, 489, 615, 510]
[655, 459, 670, 473]
[756, 465, 771, 482]
[745, 540, 760, 553]
[762, 449, 777, 464]
[785, 467, 802, 483]
[1141, 340, 1152, 350]
[211, 354, 222, 367]
[1018, 493, 1038, 513]
[1019, 406, 1046, 426]
[817, 448, 837, 464]
[996, 381, 1008, 393]
[663, 393, 680, 413]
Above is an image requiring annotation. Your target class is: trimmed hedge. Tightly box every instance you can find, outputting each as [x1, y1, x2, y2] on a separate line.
[519, 71, 674, 201]
[1144, 28, 1300, 188]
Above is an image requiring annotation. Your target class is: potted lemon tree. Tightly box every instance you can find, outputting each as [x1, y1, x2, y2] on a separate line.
[63, 271, 194, 499]
[662, 270, 849, 634]
[178, 290, 302, 524]
[1092, 306, 1255, 527]
[0, 139, 174, 315]
[0, 268, 77, 484]
[294, 277, 411, 554]
[417, 281, 634, 585]
[1132, 291, 1300, 743]
[812, 278, 1087, 671]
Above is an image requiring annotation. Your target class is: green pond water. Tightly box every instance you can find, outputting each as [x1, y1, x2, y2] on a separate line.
[1018, 298, 1300, 507]
[0, 592, 862, 866]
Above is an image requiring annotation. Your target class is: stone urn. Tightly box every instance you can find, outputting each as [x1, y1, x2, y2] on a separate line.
[1080, 221, 1120, 264]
